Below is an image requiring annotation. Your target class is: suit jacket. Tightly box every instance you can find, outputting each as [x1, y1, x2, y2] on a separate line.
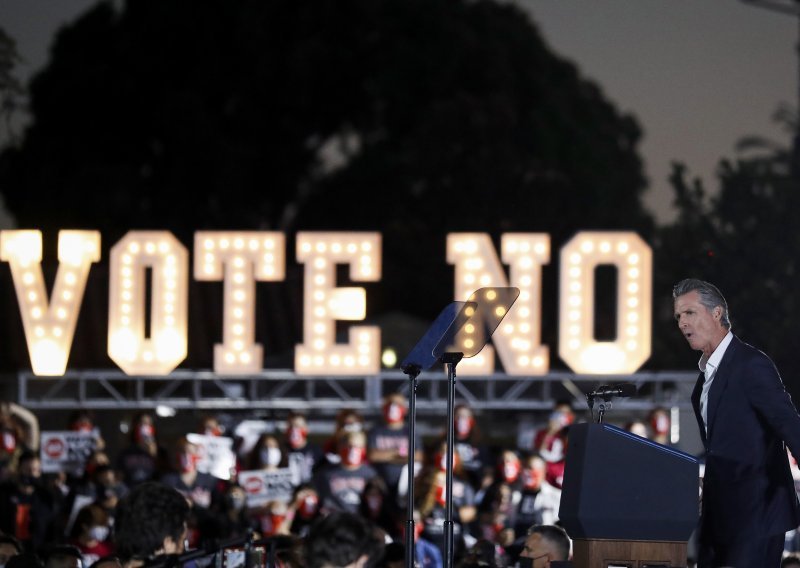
[692, 334, 800, 540]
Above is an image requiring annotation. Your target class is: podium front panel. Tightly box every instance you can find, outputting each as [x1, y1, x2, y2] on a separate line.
[560, 422, 699, 541]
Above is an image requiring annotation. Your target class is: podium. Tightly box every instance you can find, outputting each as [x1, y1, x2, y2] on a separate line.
[560, 423, 699, 568]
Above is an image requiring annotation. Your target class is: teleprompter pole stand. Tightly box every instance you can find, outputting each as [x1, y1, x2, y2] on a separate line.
[402, 362, 422, 568]
[441, 351, 464, 568]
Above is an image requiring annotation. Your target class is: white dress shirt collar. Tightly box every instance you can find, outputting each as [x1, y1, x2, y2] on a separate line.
[699, 330, 734, 376]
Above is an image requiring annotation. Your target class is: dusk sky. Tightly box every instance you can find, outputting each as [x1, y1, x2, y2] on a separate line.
[0, 0, 796, 226]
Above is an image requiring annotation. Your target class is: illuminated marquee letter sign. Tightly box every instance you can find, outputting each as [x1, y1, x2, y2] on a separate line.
[194, 232, 286, 374]
[295, 232, 381, 375]
[447, 233, 550, 375]
[0, 230, 100, 375]
[558, 231, 652, 374]
[108, 231, 189, 375]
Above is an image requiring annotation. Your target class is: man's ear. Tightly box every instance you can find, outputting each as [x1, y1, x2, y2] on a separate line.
[351, 554, 369, 568]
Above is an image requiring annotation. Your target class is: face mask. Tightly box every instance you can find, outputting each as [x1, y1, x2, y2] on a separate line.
[502, 459, 520, 483]
[341, 446, 364, 467]
[455, 416, 474, 438]
[435, 483, 447, 506]
[227, 493, 246, 511]
[261, 513, 285, 535]
[136, 423, 155, 443]
[550, 411, 572, 428]
[179, 453, 197, 473]
[652, 414, 669, 435]
[384, 403, 405, 424]
[261, 447, 282, 467]
[1, 431, 15, 453]
[299, 494, 318, 519]
[89, 525, 110, 542]
[522, 467, 544, 489]
[204, 425, 222, 437]
[287, 426, 307, 449]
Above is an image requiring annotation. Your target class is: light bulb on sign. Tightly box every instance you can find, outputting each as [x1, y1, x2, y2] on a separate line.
[558, 231, 652, 374]
[0, 230, 100, 376]
[447, 233, 550, 375]
[108, 231, 188, 375]
[295, 232, 381, 375]
[194, 231, 285, 375]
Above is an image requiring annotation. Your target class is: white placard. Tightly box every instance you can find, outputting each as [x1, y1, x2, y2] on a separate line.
[40, 431, 98, 475]
[238, 468, 294, 507]
[187, 433, 236, 481]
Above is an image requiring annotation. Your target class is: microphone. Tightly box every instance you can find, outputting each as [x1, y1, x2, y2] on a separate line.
[587, 383, 637, 401]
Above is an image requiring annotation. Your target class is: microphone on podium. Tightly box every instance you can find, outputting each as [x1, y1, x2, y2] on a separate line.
[588, 383, 637, 400]
[586, 383, 636, 421]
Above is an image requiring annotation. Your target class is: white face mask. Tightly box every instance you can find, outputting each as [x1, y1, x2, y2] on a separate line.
[89, 525, 110, 542]
[261, 447, 282, 467]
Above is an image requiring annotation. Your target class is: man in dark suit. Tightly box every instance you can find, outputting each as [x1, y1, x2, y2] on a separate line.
[673, 278, 800, 567]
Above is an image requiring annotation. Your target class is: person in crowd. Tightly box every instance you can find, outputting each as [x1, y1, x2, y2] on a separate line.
[673, 278, 800, 566]
[87, 557, 121, 568]
[647, 407, 671, 446]
[114, 481, 189, 568]
[0, 402, 38, 454]
[0, 450, 57, 552]
[43, 546, 81, 568]
[407, 509, 442, 568]
[0, 535, 22, 568]
[159, 436, 222, 546]
[68, 503, 114, 568]
[66, 450, 128, 518]
[6, 552, 44, 568]
[304, 511, 384, 568]
[323, 409, 366, 466]
[247, 433, 285, 471]
[358, 476, 399, 540]
[518, 524, 570, 567]
[0, 401, 35, 484]
[783, 556, 800, 568]
[115, 413, 166, 489]
[459, 539, 502, 568]
[198, 415, 223, 438]
[257, 499, 290, 537]
[368, 393, 423, 501]
[477, 450, 523, 546]
[67, 410, 105, 452]
[209, 482, 253, 539]
[531, 401, 574, 489]
[160, 437, 220, 510]
[283, 412, 322, 487]
[314, 430, 377, 514]
[415, 441, 476, 563]
[511, 454, 560, 538]
[624, 420, 649, 439]
[63, 452, 125, 537]
[449, 404, 491, 493]
[288, 484, 321, 538]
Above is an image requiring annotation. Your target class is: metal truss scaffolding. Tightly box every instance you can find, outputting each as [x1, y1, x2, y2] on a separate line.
[19, 369, 698, 414]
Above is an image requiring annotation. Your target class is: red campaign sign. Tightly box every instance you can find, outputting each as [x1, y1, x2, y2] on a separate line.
[44, 437, 65, 459]
[244, 476, 263, 494]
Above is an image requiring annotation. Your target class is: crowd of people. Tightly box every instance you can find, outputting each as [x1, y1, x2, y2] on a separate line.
[0, 394, 716, 568]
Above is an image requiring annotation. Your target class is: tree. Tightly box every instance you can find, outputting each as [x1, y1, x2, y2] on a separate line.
[0, 0, 654, 369]
[652, 115, 800, 393]
[0, 26, 23, 145]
